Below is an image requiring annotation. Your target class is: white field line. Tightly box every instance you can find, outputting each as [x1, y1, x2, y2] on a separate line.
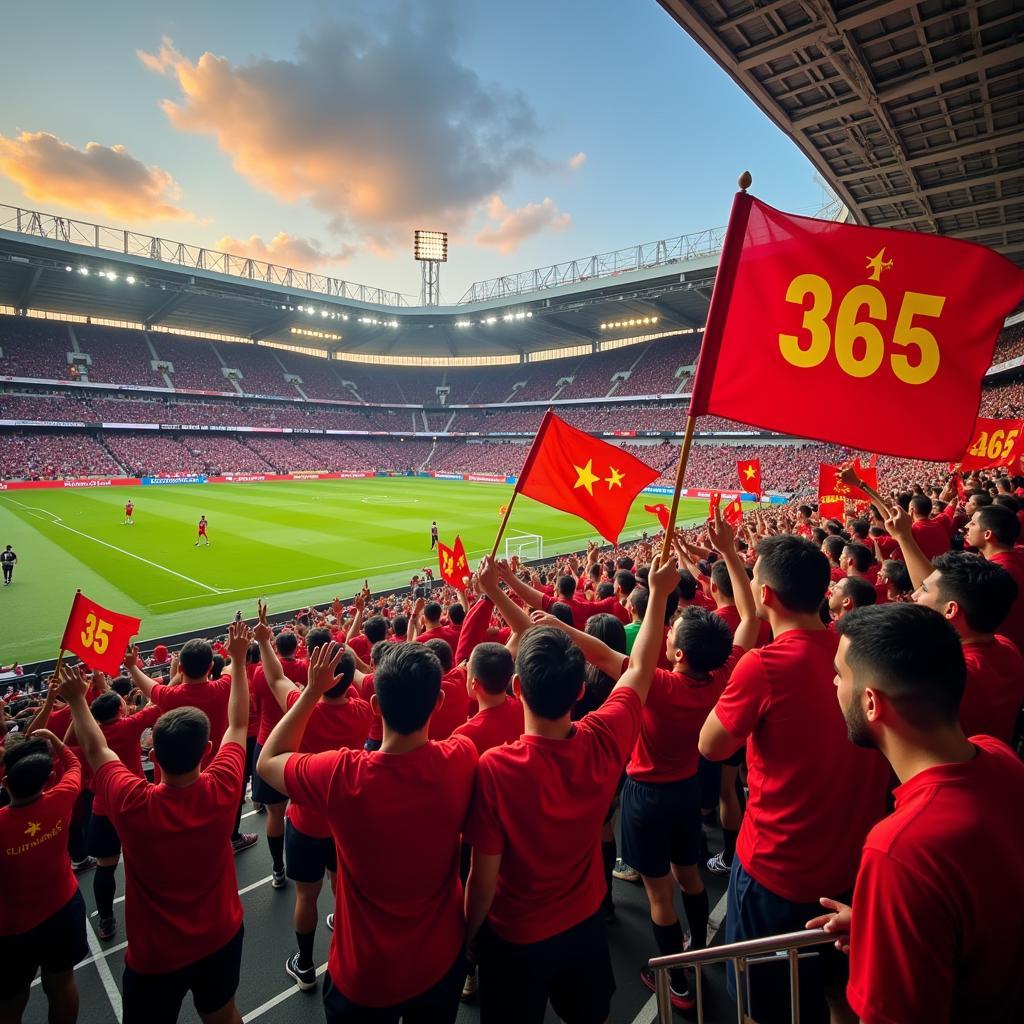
[85, 918, 123, 1022]
[90, 873, 273, 917]
[242, 964, 329, 1022]
[0, 496, 223, 595]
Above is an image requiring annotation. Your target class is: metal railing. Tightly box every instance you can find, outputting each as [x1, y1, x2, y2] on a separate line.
[648, 927, 833, 1024]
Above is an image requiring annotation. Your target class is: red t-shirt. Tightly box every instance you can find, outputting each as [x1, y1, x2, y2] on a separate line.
[464, 687, 641, 944]
[197, 521, 207, 534]
[284, 735, 477, 1006]
[873, 535, 901, 561]
[77, 705, 161, 815]
[713, 605, 773, 647]
[829, 565, 846, 583]
[151, 678, 230, 769]
[452, 697, 524, 755]
[360, 672, 382, 742]
[94, 742, 245, 974]
[713, 629, 889, 902]
[989, 548, 1024, 653]
[0, 746, 81, 935]
[417, 624, 461, 651]
[285, 688, 373, 838]
[125, 503, 133, 515]
[428, 668, 471, 740]
[628, 649, 741, 783]
[847, 737, 1024, 1024]
[348, 633, 371, 664]
[960, 636, 1024, 744]
[541, 593, 630, 630]
[245, 662, 259, 738]
[252, 659, 307, 745]
[911, 506, 956, 560]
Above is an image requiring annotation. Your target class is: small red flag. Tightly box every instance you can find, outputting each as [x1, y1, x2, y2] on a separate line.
[819, 463, 878, 504]
[955, 474, 967, 502]
[689, 194, 1024, 460]
[437, 540, 467, 593]
[453, 536, 470, 589]
[737, 458, 762, 498]
[723, 498, 744, 528]
[60, 592, 141, 676]
[515, 411, 660, 544]
[709, 491, 722, 519]
[956, 417, 1024, 472]
[644, 503, 671, 530]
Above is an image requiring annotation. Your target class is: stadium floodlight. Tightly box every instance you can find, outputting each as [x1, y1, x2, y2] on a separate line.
[414, 229, 447, 306]
[78, 267, 89, 275]
[126, 275, 136, 284]
[64, 265, 72, 272]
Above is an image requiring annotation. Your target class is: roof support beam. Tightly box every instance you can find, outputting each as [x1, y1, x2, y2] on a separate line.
[16, 265, 42, 309]
[143, 288, 187, 327]
[250, 310, 299, 341]
[855, 167, 1022, 208]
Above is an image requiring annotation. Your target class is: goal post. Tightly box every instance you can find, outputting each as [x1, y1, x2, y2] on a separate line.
[505, 532, 544, 562]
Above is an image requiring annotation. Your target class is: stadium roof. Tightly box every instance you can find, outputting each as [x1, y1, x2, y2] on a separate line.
[658, 0, 1024, 267]
[0, 206, 720, 359]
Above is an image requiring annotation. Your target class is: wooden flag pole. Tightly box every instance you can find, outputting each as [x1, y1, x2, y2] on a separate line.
[490, 490, 521, 560]
[658, 412, 698, 561]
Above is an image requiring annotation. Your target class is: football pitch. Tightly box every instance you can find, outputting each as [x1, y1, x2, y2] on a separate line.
[0, 477, 712, 666]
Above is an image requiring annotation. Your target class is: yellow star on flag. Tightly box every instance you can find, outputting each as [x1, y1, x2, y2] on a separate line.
[605, 467, 625, 489]
[743, 465, 756, 480]
[24, 821, 41, 837]
[573, 459, 600, 495]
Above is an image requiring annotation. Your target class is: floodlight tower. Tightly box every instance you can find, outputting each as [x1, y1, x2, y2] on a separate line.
[414, 230, 447, 306]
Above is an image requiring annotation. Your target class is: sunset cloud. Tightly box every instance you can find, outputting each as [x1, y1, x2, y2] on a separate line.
[0, 130, 195, 222]
[138, 8, 553, 250]
[568, 151, 587, 171]
[474, 196, 571, 254]
[214, 231, 354, 269]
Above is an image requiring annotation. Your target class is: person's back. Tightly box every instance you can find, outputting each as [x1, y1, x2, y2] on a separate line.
[960, 635, 1024, 743]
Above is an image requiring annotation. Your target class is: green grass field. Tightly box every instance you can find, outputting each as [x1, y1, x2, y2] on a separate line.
[0, 478, 712, 665]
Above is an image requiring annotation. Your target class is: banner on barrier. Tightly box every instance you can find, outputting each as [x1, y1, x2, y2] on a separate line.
[141, 475, 207, 486]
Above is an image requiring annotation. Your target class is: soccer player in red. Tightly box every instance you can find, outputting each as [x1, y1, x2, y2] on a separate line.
[195, 515, 210, 547]
[463, 554, 679, 1024]
[62, 620, 252, 1024]
[699, 534, 890, 1024]
[0, 728, 86, 1024]
[812, 604, 1024, 1023]
[258, 639, 477, 1022]
[124, 500, 135, 525]
[257, 624, 372, 991]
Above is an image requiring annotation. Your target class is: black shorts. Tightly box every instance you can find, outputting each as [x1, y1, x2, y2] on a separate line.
[122, 924, 244, 1024]
[478, 909, 614, 1024]
[724, 744, 746, 768]
[323, 950, 465, 1023]
[285, 819, 336, 883]
[250, 744, 288, 804]
[620, 773, 701, 878]
[0, 889, 87, 996]
[87, 811, 121, 859]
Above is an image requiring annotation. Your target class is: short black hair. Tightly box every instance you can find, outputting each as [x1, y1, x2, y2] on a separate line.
[994, 493, 1022, 514]
[374, 643, 442, 735]
[756, 534, 830, 614]
[628, 586, 649, 620]
[614, 570, 636, 596]
[391, 615, 408, 637]
[677, 570, 698, 602]
[822, 535, 846, 564]
[210, 654, 225, 679]
[448, 603, 465, 626]
[616, 556, 634, 570]
[370, 639, 391, 666]
[849, 519, 869, 540]
[363, 615, 389, 644]
[323, 650, 356, 700]
[841, 576, 877, 609]
[977, 504, 1021, 546]
[910, 495, 933, 518]
[837, 604, 966, 729]
[842, 543, 874, 574]
[596, 581, 614, 600]
[469, 643, 515, 695]
[90, 692, 122, 724]
[152, 706, 210, 774]
[275, 631, 298, 658]
[710, 560, 733, 599]
[2, 734, 53, 799]
[110, 675, 133, 697]
[556, 575, 577, 600]
[933, 552, 1019, 634]
[178, 639, 213, 680]
[671, 606, 734, 674]
[515, 627, 585, 720]
[306, 627, 332, 652]
[881, 559, 912, 595]
[967, 491, 992, 508]
[547, 601, 575, 626]
[424, 602, 442, 623]
[423, 637, 453, 672]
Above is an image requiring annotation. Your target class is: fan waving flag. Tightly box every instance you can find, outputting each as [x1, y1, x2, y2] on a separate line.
[819, 461, 878, 505]
[60, 592, 141, 675]
[515, 411, 660, 544]
[689, 193, 1024, 461]
[737, 458, 762, 498]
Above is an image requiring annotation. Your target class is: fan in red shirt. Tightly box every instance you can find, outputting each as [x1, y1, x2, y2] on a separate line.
[412, 601, 461, 651]
[258, 639, 478, 1020]
[452, 643, 522, 756]
[909, 492, 957, 560]
[840, 542, 888, 605]
[699, 534, 890, 1024]
[965, 503, 1024, 652]
[500, 569, 632, 630]
[812, 604, 1024, 1024]
[256, 623, 372, 992]
[463, 553, 678, 1024]
[0, 730, 87, 1023]
[827, 576, 878, 622]
[62, 621, 252, 1024]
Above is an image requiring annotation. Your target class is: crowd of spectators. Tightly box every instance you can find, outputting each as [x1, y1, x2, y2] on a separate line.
[73, 326, 164, 389]
[0, 431, 122, 479]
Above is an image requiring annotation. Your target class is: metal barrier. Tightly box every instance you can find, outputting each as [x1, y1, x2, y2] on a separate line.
[648, 927, 833, 1024]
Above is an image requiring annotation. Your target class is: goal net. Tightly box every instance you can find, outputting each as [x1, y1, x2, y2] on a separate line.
[505, 532, 544, 562]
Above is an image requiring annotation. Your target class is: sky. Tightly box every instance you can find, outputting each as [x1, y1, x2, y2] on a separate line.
[0, 0, 827, 303]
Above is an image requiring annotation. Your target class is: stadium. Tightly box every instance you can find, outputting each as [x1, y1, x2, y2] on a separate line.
[1, 3, 1022, 1024]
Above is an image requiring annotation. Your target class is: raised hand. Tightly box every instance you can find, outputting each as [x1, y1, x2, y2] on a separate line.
[884, 503, 912, 541]
[307, 640, 344, 696]
[706, 503, 735, 555]
[31, 728, 66, 753]
[648, 553, 681, 597]
[58, 663, 90, 704]
[528, 609, 563, 630]
[123, 645, 139, 671]
[227, 620, 253, 662]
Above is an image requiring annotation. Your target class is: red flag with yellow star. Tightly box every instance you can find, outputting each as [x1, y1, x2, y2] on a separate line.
[437, 540, 465, 593]
[737, 458, 762, 498]
[514, 411, 660, 544]
[723, 497, 744, 529]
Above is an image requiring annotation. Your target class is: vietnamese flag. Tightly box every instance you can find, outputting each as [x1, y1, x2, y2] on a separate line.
[737, 458, 762, 498]
[956, 416, 1024, 472]
[60, 592, 141, 676]
[723, 498, 744, 528]
[689, 193, 1024, 460]
[515, 411, 660, 544]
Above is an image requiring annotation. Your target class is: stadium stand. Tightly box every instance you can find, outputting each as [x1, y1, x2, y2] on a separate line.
[73, 325, 166, 388]
[0, 316, 77, 380]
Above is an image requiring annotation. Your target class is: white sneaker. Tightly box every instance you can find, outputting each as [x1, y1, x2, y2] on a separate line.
[706, 851, 732, 876]
[612, 859, 640, 882]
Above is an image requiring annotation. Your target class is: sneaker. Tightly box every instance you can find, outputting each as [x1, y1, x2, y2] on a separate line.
[612, 859, 640, 882]
[461, 970, 477, 1001]
[640, 966, 696, 1014]
[72, 856, 97, 873]
[232, 832, 258, 853]
[325, 913, 334, 932]
[284, 953, 317, 992]
[272, 868, 287, 889]
[97, 916, 116, 941]
[706, 851, 732, 876]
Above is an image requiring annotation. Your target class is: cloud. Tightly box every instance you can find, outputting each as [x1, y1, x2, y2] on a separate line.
[139, 10, 552, 249]
[0, 130, 195, 221]
[214, 231, 354, 269]
[474, 196, 571, 254]
[568, 151, 587, 170]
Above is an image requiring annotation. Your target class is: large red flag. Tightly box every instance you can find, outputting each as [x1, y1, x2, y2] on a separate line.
[956, 416, 1024, 472]
[737, 458, 762, 498]
[689, 194, 1024, 460]
[819, 462, 878, 505]
[515, 411, 660, 544]
[60, 592, 141, 675]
